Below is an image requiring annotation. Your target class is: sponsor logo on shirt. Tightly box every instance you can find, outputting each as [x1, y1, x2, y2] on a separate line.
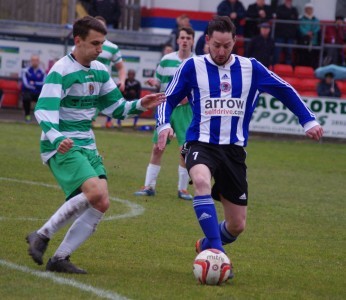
[203, 98, 245, 116]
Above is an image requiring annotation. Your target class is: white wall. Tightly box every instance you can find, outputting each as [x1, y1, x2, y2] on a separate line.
[312, 0, 337, 20]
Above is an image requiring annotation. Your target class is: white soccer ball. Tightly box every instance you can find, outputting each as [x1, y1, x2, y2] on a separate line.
[193, 249, 231, 285]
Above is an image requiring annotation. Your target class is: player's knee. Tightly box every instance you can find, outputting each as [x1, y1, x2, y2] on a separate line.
[152, 145, 164, 156]
[88, 188, 109, 212]
[227, 219, 246, 237]
[192, 173, 210, 191]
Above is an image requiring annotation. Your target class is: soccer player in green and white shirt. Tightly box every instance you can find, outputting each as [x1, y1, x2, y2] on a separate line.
[134, 27, 195, 200]
[25, 16, 165, 274]
[95, 16, 126, 128]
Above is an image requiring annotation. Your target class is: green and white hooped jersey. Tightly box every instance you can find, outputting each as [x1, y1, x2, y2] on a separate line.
[96, 39, 122, 74]
[35, 53, 144, 163]
[156, 51, 194, 92]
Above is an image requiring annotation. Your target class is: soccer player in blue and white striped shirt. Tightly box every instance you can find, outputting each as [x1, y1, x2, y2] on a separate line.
[157, 16, 323, 276]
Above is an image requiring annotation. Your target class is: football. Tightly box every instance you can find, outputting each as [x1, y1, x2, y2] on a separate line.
[193, 249, 231, 285]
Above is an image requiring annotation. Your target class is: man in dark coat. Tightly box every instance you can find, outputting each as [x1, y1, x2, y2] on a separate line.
[89, 0, 122, 29]
[217, 0, 246, 35]
[247, 22, 275, 67]
[274, 0, 299, 65]
[245, 0, 273, 38]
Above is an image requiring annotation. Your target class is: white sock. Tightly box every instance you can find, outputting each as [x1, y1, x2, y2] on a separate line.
[37, 193, 89, 239]
[178, 165, 189, 191]
[53, 206, 104, 260]
[144, 163, 161, 188]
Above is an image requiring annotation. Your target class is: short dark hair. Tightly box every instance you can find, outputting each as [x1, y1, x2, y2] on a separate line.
[73, 16, 107, 40]
[207, 16, 236, 38]
[178, 26, 195, 39]
[95, 15, 107, 24]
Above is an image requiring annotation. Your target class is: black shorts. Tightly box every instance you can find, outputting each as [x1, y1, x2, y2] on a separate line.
[184, 142, 248, 206]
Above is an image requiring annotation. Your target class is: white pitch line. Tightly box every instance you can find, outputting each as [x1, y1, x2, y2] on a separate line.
[0, 260, 129, 300]
[0, 177, 145, 222]
[0, 177, 144, 299]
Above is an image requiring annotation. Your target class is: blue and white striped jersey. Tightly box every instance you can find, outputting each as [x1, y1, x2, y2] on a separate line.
[156, 54, 317, 147]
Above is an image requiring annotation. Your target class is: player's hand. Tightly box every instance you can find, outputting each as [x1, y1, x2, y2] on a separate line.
[158, 128, 174, 151]
[305, 125, 324, 141]
[145, 78, 159, 88]
[57, 138, 74, 154]
[117, 81, 125, 92]
[140, 92, 166, 109]
[179, 97, 189, 105]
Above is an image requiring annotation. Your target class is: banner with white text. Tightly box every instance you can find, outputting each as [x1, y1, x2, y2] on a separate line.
[249, 94, 346, 139]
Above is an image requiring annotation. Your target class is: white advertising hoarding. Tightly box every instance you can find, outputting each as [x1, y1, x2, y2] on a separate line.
[250, 94, 346, 139]
[0, 39, 161, 86]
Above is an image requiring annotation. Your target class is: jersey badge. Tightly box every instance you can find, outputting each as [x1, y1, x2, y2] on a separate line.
[220, 81, 231, 92]
[88, 83, 95, 95]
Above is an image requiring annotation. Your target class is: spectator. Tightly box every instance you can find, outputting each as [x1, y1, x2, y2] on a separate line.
[21, 54, 46, 122]
[246, 22, 275, 68]
[274, 0, 299, 65]
[162, 44, 174, 57]
[317, 72, 341, 98]
[245, 0, 273, 38]
[117, 69, 142, 128]
[270, 0, 279, 14]
[89, 0, 122, 29]
[171, 14, 191, 50]
[217, 0, 246, 35]
[298, 3, 320, 69]
[324, 16, 346, 66]
[195, 26, 208, 55]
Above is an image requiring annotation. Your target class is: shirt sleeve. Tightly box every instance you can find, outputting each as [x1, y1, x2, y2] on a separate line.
[34, 71, 66, 149]
[98, 73, 145, 120]
[253, 59, 317, 127]
[156, 58, 193, 132]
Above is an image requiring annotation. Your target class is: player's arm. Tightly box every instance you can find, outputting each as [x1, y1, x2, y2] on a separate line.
[146, 65, 162, 91]
[254, 59, 323, 140]
[115, 60, 126, 92]
[146, 78, 160, 90]
[21, 69, 35, 90]
[34, 71, 68, 150]
[99, 73, 165, 119]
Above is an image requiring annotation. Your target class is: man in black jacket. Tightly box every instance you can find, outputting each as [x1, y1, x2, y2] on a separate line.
[274, 0, 299, 65]
[89, 0, 122, 29]
[245, 0, 273, 38]
[247, 22, 275, 67]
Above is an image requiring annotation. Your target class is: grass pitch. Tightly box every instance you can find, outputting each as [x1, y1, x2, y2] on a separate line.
[0, 122, 345, 300]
